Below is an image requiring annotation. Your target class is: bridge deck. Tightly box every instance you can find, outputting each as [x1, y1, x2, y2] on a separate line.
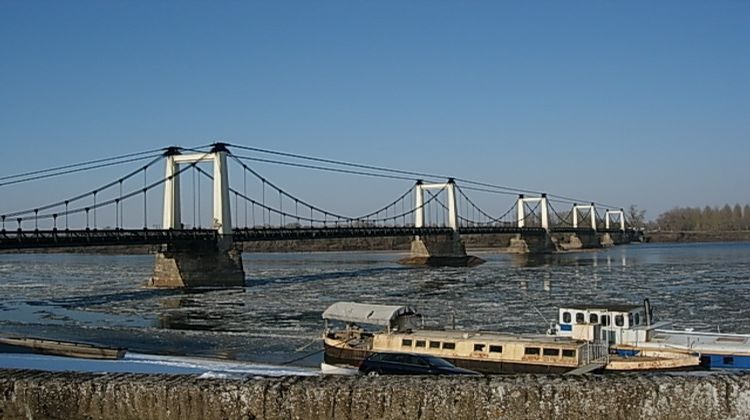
[0, 227, 626, 250]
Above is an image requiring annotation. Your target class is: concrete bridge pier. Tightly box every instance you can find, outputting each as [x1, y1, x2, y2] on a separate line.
[149, 238, 245, 288]
[507, 233, 558, 254]
[600, 231, 630, 246]
[558, 231, 601, 250]
[401, 233, 484, 267]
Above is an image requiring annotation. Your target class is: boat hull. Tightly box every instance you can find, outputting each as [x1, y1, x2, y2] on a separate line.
[324, 342, 574, 374]
[0, 337, 125, 360]
[700, 354, 750, 369]
[606, 356, 701, 372]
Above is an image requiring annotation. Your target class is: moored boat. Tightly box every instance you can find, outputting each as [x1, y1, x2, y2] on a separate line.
[322, 302, 695, 374]
[554, 299, 749, 370]
[0, 336, 126, 360]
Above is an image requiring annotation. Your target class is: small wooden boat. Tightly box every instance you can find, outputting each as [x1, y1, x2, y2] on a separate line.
[0, 336, 126, 360]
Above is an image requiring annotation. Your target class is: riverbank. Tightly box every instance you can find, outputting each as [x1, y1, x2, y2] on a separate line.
[646, 230, 750, 243]
[1, 369, 749, 419]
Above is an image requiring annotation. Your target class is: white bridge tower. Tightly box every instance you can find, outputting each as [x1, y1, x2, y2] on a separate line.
[162, 144, 232, 235]
[516, 194, 549, 230]
[572, 203, 598, 230]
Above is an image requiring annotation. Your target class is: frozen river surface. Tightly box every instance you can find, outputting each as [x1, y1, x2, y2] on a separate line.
[1, 242, 749, 367]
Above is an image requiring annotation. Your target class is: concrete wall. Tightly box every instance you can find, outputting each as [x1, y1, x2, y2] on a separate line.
[2, 369, 750, 419]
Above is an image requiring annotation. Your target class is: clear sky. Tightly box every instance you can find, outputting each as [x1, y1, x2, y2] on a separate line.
[1, 1, 748, 223]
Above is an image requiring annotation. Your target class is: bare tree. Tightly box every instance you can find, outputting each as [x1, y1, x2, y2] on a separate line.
[627, 204, 646, 228]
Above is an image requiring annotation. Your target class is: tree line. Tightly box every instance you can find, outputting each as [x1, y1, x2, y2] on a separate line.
[649, 204, 750, 231]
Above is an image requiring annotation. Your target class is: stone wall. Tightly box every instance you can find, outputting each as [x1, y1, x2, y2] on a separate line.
[2, 369, 750, 419]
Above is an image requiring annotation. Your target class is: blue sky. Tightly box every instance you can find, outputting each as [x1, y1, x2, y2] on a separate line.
[1, 1, 748, 224]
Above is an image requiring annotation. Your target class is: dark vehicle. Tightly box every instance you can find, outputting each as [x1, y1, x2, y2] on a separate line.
[358, 352, 480, 376]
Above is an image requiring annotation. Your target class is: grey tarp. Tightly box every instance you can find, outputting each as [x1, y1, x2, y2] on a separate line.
[322, 302, 418, 326]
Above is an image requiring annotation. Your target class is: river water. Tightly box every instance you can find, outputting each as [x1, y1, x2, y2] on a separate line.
[0, 242, 749, 367]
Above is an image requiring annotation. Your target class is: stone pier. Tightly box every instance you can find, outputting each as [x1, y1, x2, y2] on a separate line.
[558, 231, 602, 251]
[399, 235, 484, 267]
[507, 233, 558, 254]
[149, 238, 245, 288]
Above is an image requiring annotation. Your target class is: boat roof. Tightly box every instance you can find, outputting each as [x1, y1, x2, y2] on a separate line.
[634, 329, 750, 355]
[322, 302, 419, 326]
[559, 303, 641, 313]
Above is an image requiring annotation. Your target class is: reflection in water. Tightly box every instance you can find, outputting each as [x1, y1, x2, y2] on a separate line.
[518, 272, 552, 292]
[510, 252, 629, 269]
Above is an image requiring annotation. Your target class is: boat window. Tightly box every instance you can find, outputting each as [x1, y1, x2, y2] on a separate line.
[473, 344, 485, 352]
[601, 315, 610, 326]
[634, 313, 640, 325]
[615, 315, 624, 327]
[543, 348, 560, 357]
[562, 349, 576, 358]
[589, 314, 598, 324]
[443, 342, 456, 350]
[628, 313, 634, 327]
[524, 347, 540, 355]
[489, 345, 503, 353]
[429, 341, 441, 349]
[562, 312, 571, 323]
[575, 312, 585, 324]
[415, 340, 426, 348]
[717, 337, 747, 343]
[402, 339, 412, 347]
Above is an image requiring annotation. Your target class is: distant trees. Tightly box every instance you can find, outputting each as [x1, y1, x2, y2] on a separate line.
[627, 205, 647, 228]
[653, 204, 750, 231]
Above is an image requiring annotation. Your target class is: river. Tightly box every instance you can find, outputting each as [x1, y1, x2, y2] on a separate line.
[0, 242, 749, 367]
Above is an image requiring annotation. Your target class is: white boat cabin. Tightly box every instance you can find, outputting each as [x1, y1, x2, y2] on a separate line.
[555, 300, 671, 345]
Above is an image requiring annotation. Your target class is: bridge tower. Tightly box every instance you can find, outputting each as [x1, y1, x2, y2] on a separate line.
[508, 194, 557, 253]
[600, 208, 628, 246]
[150, 143, 244, 288]
[561, 203, 603, 250]
[604, 209, 626, 231]
[401, 179, 483, 267]
[572, 203, 597, 230]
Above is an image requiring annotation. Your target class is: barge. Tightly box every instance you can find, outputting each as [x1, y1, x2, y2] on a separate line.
[322, 302, 698, 374]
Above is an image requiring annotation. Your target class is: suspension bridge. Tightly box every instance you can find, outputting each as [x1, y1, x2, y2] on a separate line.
[0, 143, 637, 287]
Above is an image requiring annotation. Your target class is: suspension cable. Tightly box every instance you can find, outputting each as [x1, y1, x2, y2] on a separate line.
[0, 148, 164, 183]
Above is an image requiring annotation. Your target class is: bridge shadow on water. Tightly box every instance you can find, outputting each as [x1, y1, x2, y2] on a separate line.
[25, 288, 220, 309]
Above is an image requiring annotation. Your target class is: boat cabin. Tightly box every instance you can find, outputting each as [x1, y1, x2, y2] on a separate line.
[556, 300, 672, 345]
[323, 302, 422, 336]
